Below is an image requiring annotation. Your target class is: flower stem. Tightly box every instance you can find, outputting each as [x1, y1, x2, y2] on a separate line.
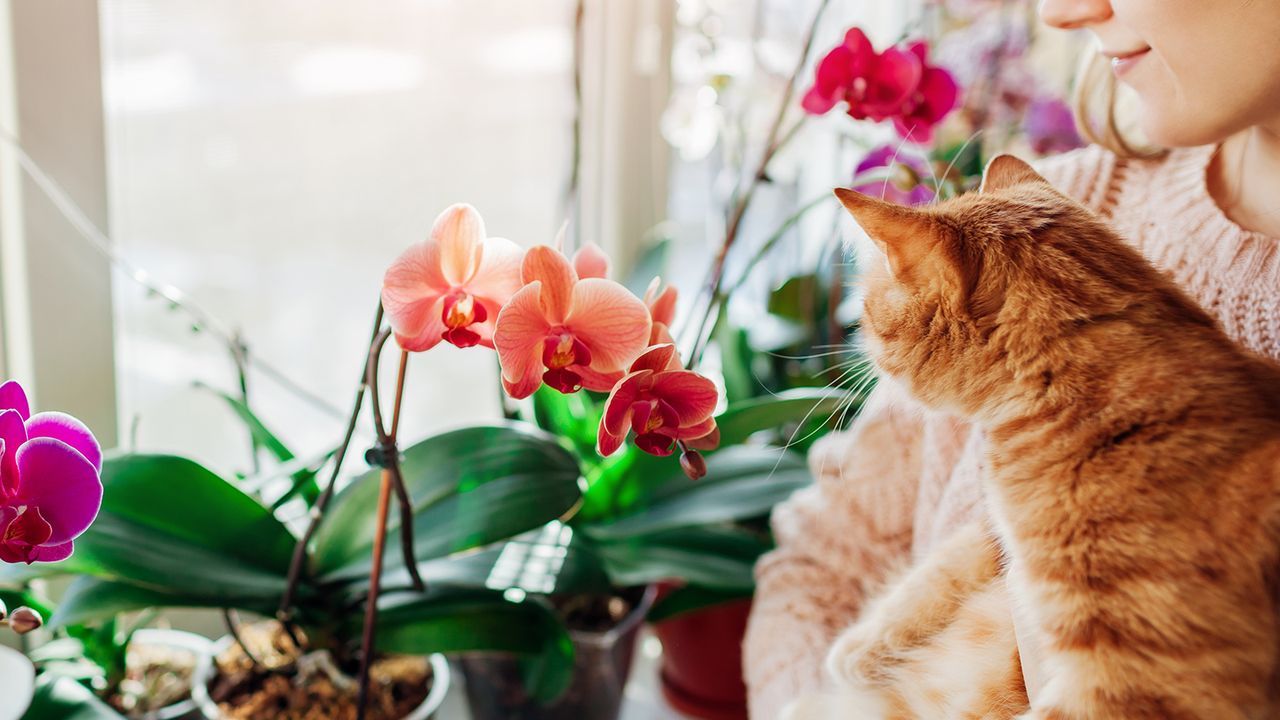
[684, 0, 831, 368]
[356, 331, 422, 720]
[355, 466, 394, 720]
[277, 303, 385, 627]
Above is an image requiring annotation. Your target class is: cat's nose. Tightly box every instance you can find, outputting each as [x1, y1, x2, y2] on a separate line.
[1038, 0, 1113, 29]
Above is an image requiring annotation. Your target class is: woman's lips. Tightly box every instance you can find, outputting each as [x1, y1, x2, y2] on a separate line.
[1107, 47, 1151, 77]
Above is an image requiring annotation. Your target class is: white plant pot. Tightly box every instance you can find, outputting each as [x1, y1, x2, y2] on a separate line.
[190, 635, 449, 720]
[128, 628, 212, 720]
[0, 645, 35, 720]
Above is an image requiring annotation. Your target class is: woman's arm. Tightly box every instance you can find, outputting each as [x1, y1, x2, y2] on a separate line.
[744, 380, 928, 719]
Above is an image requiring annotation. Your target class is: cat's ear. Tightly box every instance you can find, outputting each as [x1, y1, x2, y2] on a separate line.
[981, 154, 1048, 192]
[834, 187, 938, 278]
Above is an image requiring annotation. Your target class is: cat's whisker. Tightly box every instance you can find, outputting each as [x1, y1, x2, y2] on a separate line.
[935, 129, 984, 205]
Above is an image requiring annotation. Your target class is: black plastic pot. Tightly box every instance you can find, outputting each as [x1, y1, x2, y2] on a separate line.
[459, 586, 656, 720]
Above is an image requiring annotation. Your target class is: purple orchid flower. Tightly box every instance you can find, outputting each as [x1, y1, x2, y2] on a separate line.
[0, 380, 102, 564]
[1025, 96, 1084, 156]
[852, 145, 935, 207]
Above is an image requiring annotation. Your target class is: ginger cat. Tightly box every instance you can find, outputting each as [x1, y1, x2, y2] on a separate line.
[784, 155, 1280, 719]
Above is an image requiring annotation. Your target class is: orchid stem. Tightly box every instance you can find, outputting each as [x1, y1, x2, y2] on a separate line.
[684, 0, 831, 368]
[223, 608, 264, 669]
[356, 330, 423, 720]
[355, 466, 394, 720]
[277, 303, 384, 627]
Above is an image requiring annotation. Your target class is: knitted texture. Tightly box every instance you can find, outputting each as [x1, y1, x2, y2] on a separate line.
[744, 144, 1280, 719]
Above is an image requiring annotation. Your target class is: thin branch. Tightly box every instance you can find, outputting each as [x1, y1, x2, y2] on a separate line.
[0, 127, 344, 420]
[223, 608, 264, 669]
[277, 303, 385, 624]
[355, 467, 395, 720]
[684, 0, 832, 367]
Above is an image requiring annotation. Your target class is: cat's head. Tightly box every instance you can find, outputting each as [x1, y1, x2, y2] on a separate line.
[838, 154, 1182, 422]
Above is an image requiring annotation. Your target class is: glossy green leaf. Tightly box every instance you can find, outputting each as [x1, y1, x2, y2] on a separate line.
[51, 455, 297, 608]
[589, 526, 768, 591]
[23, 674, 125, 720]
[647, 584, 753, 623]
[312, 424, 583, 581]
[582, 446, 809, 539]
[363, 526, 612, 600]
[369, 589, 575, 703]
[714, 388, 847, 447]
[50, 577, 275, 629]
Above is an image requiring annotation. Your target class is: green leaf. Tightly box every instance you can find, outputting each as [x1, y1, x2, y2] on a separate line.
[366, 526, 613, 600]
[52, 455, 297, 609]
[714, 388, 846, 447]
[766, 274, 820, 323]
[370, 588, 575, 703]
[0, 587, 53, 621]
[589, 526, 768, 590]
[529, 385, 601, 460]
[312, 424, 583, 582]
[23, 674, 126, 720]
[647, 584, 753, 623]
[51, 577, 274, 629]
[582, 447, 809, 540]
[207, 388, 321, 506]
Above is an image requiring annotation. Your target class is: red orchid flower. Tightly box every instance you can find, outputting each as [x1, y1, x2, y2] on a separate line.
[891, 42, 960, 144]
[0, 380, 102, 565]
[382, 204, 525, 351]
[644, 278, 678, 346]
[597, 344, 720, 458]
[802, 28, 922, 122]
[494, 246, 651, 399]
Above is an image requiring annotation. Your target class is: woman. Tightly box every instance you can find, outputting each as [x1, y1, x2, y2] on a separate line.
[744, 0, 1280, 716]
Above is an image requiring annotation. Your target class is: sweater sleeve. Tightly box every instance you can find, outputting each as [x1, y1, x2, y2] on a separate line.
[743, 380, 926, 719]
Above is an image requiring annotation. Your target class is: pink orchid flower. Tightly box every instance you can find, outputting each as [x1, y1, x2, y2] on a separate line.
[494, 245, 651, 399]
[891, 41, 960, 144]
[597, 344, 720, 458]
[382, 204, 525, 351]
[802, 28, 922, 122]
[644, 278, 678, 346]
[0, 380, 102, 565]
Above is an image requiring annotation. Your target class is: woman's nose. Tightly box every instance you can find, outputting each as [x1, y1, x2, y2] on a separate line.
[1038, 0, 1113, 29]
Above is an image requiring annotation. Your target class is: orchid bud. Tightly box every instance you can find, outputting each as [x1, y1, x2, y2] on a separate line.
[8, 606, 41, 635]
[680, 448, 707, 481]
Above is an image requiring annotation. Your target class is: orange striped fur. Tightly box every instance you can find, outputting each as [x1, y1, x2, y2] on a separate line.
[785, 155, 1280, 719]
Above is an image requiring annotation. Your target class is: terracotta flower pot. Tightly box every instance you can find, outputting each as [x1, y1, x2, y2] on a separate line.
[652, 597, 753, 720]
[190, 635, 449, 720]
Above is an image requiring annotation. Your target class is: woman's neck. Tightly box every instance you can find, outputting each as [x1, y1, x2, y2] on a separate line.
[1208, 124, 1280, 238]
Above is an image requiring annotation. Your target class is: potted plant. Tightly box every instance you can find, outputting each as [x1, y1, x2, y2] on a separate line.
[39, 418, 584, 719]
[25, 609, 211, 720]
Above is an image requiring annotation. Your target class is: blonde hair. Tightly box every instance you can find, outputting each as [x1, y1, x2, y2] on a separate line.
[1071, 52, 1163, 158]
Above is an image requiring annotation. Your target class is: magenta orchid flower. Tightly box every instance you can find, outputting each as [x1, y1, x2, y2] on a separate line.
[597, 344, 719, 457]
[382, 204, 525, 351]
[891, 42, 960, 144]
[0, 380, 102, 565]
[494, 245, 651, 399]
[802, 28, 922, 122]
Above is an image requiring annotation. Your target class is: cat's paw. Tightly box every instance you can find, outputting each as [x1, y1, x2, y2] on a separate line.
[826, 622, 896, 685]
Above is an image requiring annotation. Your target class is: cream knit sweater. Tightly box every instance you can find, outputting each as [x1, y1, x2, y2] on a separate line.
[744, 144, 1280, 719]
